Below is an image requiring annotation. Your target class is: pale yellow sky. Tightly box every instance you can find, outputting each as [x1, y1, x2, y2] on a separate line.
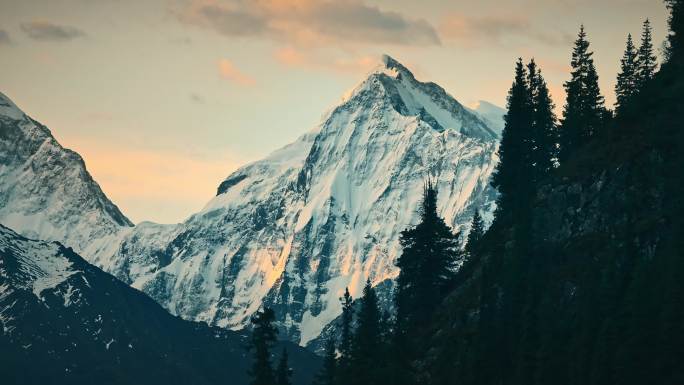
[0, 0, 669, 223]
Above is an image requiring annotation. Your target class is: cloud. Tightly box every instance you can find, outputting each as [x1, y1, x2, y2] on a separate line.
[178, 0, 440, 47]
[0, 29, 9, 44]
[440, 14, 568, 48]
[20, 21, 85, 41]
[274, 47, 377, 74]
[218, 59, 256, 86]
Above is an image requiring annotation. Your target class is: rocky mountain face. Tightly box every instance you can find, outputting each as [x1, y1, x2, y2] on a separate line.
[0, 56, 503, 345]
[0, 224, 319, 385]
[0, 92, 132, 259]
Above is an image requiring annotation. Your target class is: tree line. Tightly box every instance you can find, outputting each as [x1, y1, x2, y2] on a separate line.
[243, 1, 682, 383]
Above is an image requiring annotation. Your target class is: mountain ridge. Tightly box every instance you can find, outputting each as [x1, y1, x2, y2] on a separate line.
[0, 223, 320, 384]
[0, 91, 132, 260]
[0, 56, 504, 345]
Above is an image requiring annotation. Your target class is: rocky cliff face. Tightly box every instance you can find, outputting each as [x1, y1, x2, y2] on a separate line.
[0, 92, 132, 259]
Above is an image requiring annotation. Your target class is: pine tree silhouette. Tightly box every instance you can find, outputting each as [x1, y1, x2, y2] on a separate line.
[248, 308, 278, 385]
[528, 59, 558, 182]
[559, 26, 606, 162]
[395, 180, 461, 331]
[336, 288, 354, 385]
[350, 280, 382, 385]
[492, 59, 535, 218]
[636, 19, 658, 87]
[615, 34, 639, 110]
[466, 210, 484, 252]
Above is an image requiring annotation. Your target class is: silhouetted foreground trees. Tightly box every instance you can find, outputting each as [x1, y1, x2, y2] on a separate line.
[250, 3, 683, 384]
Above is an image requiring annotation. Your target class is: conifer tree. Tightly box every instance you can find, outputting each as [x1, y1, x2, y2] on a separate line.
[350, 280, 382, 385]
[337, 288, 354, 385]
[276, 348, 292, 385]
[492, 59, 535, 216]
[636, 19, 658, 87]
[615, 34, 639, 110]
[466, 210, 484, 251]
[339, 288, 353, 359]
[395, 181, 461, 332]
[559, 26, 606, 162]
[248, 308, 278, 385]
[528, 59, 558, 181]
[312, 338, 336, 385]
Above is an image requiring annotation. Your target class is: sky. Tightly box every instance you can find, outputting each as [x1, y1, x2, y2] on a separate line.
[0, 0, 669, 224]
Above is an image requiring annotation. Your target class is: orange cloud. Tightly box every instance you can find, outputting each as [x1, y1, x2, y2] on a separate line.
[440, 13, 570, 48]
[218, 59, 256, 86]
[178, 0, 439, 47]
[274, 47, 376, 75]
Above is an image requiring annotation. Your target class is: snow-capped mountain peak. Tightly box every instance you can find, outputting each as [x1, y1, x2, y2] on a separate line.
[88, 56, 500, 345]
[0, 92, 133, 260]
[468, 100, 506, 136]
[0, 56, 501, 346]
[369, 54, 413, 78]
[343, 55, 498, 143]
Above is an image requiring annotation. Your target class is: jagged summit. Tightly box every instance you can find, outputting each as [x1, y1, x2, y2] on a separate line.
[368, 54, 413, 78]
[0, 92, 133, 259]
[0, 59, 503, 347]
[0, 91, 25, 121]
[343, 54, 498, 141]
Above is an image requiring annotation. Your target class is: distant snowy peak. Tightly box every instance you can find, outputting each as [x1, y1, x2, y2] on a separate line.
[0, 91, 132, 258]
[468, 100, 506, 136]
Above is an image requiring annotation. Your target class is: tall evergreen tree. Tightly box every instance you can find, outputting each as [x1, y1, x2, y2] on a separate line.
[492, 58, 535, 217]
[339, 288, 353, 360]
[248, 308, 278, 385]
[312, 338, 336, 385]
[337, 288, 354, 385]
[350, 280, 382, 385]
[395, 181, 461, 332]
[276, 348, 292, 385]
[615, 34, 640, 110]
[528, 59, 558, 182]
[466, 210, 484, 251]
[636, 19, 658, 87]
[559, 26, 606, 162]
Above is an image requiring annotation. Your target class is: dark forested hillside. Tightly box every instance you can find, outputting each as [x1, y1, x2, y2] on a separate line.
[418, 2, 684, 385]
[0, 225, 319, 385]
[305, 5, 682, 385]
